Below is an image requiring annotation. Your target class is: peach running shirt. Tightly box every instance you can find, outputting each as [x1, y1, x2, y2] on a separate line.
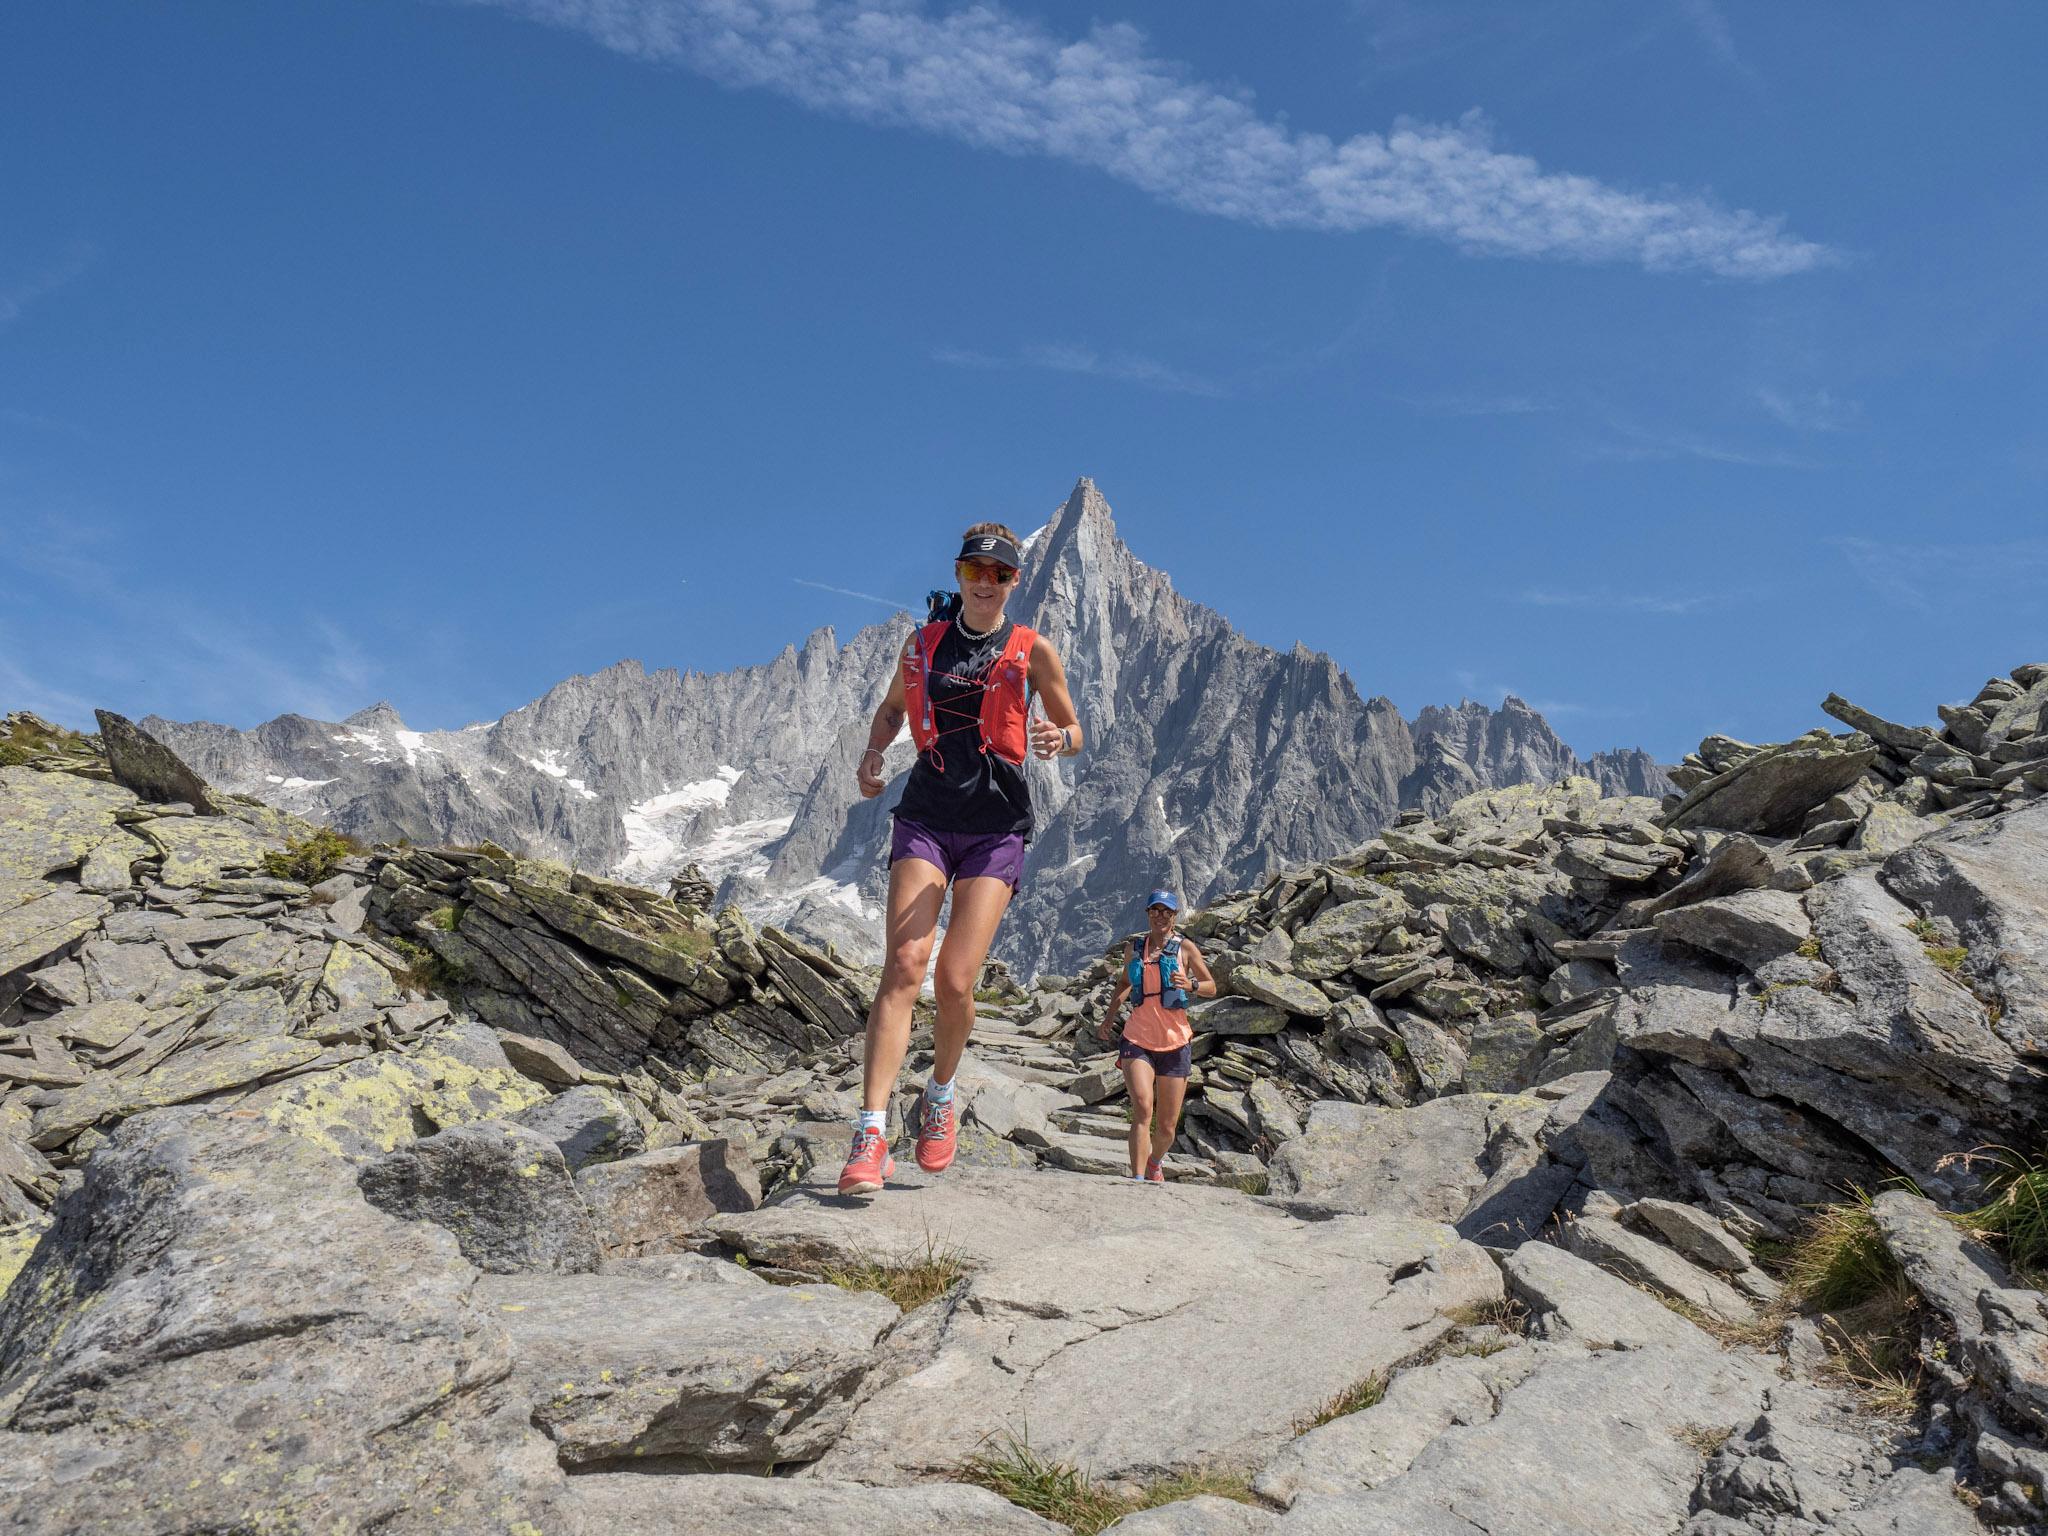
[1122, 937, 1194, 1052]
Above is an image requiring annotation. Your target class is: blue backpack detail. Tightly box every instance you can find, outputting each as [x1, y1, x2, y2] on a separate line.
[1127, 935, 1187, 1012]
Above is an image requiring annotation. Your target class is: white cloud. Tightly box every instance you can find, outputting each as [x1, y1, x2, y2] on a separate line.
[1396, 391, 1555, 417]
[1585, 418, 1819, 469]
[934, 341, 1225, 396]
[466, 0, 1828, 278]
[1756, 385, 1862, 433]
[1674, 0, 1753, 79]
[1520, 586, 1718, 616]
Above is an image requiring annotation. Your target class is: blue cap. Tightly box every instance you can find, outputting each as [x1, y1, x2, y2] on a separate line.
[1145, 889, 1179, 912]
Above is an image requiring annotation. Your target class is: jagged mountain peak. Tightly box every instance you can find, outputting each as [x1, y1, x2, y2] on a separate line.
[144, 478, 1673, 974]
[342, 701, 407, 730]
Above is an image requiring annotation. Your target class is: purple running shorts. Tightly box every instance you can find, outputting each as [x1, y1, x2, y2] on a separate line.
[1117, 1038, 1193, 1078]
[889, 817, 1028, 892]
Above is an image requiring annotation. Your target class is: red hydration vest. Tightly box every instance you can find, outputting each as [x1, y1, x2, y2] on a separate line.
[902, 621, 1038, 767]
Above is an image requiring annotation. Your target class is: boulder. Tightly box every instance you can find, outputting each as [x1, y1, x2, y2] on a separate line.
[358, 1120, 601, 1274]
[0, 1107, 568, 1533]
[92, 710, 222, 815]
[1267, 1096, 1553, 1238]
[1882, 799, 2048, 1058]
[512, 1084, 646, 1170]
[576, 1140, 762, 1256]
[1664, 730, 1881, 837]
[1652, 887, 1812, 970]
[497, 1029, 585, 1085]
[480, 1270, 896, 1470]
[1228, 965, 1333, 1019]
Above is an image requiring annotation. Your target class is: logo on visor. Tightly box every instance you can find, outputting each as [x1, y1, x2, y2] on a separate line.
[977, 539, 994, 550]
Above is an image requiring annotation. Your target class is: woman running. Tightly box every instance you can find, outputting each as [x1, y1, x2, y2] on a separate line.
[839, 523, 1084, 1197]
[1096, 889, 1217, 1182]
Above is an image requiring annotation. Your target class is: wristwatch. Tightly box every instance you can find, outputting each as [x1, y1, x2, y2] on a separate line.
[1059, 726, 1073, 755]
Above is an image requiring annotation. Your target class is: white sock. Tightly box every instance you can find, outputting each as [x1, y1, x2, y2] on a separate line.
[926, 1073, 955, 1103]
[858, 1109, 886, 1136]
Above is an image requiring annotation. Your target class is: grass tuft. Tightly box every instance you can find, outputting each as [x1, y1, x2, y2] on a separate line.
[1783, 1190, 1900, 1312]
[1812, 1275, 1924, 1418]
[1676, 1422, 1737, 1457]
[815, 1234, 968, 1312]
[1294, 1373, 1388, 1433]
[961, 1437, 1259, 1535]
[261, 826, 364, 883]
[1950, 1146, 2048, 1285]
[1925, 945, 1969, 975]
[1441, 1294, 1531, 1335]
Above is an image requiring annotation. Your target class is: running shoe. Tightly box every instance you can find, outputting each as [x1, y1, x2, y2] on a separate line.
[837, 1125, 894, 1196]
[1144, 1157, 1166, 1184]
[913, 1087, 958, 1173]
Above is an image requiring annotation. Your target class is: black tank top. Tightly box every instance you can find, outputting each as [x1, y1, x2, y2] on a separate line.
[892, 618, 1034, 838]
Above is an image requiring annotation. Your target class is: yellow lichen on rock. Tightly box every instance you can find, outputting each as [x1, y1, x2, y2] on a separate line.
[137, 814, 279, 887]
[250, 1049, 549, 1162]
[0, 1218, 49, 1300]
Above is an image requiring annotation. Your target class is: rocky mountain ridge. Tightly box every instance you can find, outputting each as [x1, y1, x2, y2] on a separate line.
[143, 479, 1668, 975]
[1, 659, 2044, 1530]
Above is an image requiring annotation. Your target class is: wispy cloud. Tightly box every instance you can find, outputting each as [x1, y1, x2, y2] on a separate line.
[467, 0, 1828, 279]
[933, 344, 1220, 399]
[1837, 536, 2048, 614]
[1585, 418, 1819, 469]
[1673, 0, 1757, 82]
[0, 242, 96, 327]
[1755, 385, 1862, 433]
[1520, 586, 1720, 616]
[1395, 391, 1556, 417]
[0, 510, 383, 723]
[793, 577, 912, 611]
[934, 341, 1226, 397]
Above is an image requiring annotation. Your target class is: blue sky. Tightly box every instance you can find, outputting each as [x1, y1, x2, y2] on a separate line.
[3, 1, 2043, 764]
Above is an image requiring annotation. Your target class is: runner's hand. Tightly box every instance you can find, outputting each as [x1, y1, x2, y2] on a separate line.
[856, 748, 886, 799]
[1030, 716, 1067, 760]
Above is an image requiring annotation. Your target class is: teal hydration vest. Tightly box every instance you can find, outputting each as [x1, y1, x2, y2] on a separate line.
[1126, 934, 1187, 1012]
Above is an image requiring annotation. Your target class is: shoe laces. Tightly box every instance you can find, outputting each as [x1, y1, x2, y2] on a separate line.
[850, 1126, 885, 1160]
[921, 1092, 954, 1137]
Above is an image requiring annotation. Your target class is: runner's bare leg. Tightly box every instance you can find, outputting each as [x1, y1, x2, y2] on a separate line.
[1150, 1073, 1190, 1168]
[927, 874, 1014, 1087]
[1122, 1056, 1158, 1177]
[860, 857, 948, 1114]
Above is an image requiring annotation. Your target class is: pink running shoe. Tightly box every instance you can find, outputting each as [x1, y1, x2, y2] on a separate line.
[837, 1125, 895, 1196]
[1144, 1157, 1166, 1184]
[913, 1088, 959, 1173]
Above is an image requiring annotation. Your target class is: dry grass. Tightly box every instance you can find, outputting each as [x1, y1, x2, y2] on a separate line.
[961, 1438, 1259, 1535]
[1441, 1294, 1531, 1335]
[815, 1233, 968, 1312]
[1812, 1275, 1925, 1418]
[1676, 1422, 1737, 1457]
[1294, 1372, 1388, 1433]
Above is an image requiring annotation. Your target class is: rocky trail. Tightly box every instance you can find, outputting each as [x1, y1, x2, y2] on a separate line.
[0, 666, 2045, 1532]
